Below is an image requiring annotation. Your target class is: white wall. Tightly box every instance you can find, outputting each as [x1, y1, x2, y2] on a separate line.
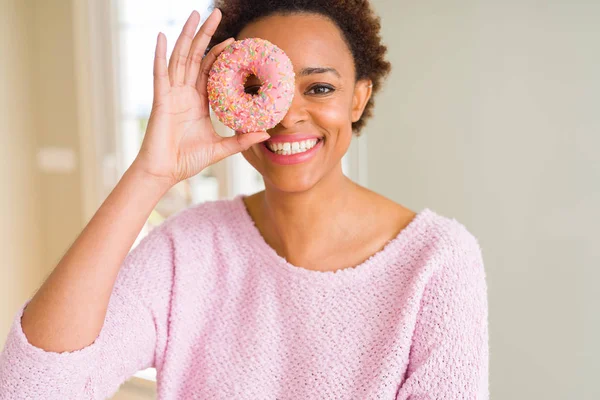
[0, 0, 44, 342]
[369, 1, 598, 398]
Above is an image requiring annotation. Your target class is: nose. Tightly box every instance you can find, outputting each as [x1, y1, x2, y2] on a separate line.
[275, 87, 308, 129]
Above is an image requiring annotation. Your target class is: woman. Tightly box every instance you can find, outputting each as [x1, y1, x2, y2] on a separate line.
[0, 1, 489, 399]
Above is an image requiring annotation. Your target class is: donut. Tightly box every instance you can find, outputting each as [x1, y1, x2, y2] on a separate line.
[207, 38, 295, 133]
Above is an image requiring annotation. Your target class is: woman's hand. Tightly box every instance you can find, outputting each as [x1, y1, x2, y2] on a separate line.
[132, 8, 270, 187]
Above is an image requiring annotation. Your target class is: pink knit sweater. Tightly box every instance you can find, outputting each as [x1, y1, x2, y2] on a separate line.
[0, 194, 489, 399]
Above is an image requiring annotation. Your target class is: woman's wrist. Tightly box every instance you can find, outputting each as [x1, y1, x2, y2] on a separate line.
[126, 160, 176, 196]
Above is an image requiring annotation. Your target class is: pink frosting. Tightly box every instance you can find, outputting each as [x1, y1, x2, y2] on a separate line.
[207, 38, 295, 133]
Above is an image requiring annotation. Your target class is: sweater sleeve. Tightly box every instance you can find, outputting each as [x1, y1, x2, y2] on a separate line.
[396, 236, 489, 400]
[0, 221, 175, 400]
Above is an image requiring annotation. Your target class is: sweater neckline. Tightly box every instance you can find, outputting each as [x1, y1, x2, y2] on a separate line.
[231, 194, 435, 285]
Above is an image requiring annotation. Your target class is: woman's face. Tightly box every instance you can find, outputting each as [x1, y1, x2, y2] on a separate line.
[236, 12, 372, 194]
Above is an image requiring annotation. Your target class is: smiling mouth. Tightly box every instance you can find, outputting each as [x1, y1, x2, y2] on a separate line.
[264, 138, 324, 155]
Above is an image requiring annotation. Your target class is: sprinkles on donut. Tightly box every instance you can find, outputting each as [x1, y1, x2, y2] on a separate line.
[207, 37, 295, 133]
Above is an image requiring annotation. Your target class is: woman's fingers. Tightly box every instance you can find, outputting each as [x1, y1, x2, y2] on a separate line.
[168, 10, 200, 87]
[184, 8, 223, 87]
[153, 32, 170, 102]
[213, 132, 271, 163]
[196, 37, 235, 98]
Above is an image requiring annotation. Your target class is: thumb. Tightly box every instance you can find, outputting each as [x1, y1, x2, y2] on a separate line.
[213, 131, 270, 161]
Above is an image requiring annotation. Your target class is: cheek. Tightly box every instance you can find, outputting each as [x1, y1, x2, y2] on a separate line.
[311, 102, 354, 156]
[311, 100, 353, 128]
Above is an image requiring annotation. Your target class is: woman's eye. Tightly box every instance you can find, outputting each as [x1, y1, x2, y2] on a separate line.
[307, 85, 334, 95]
[245, 84, 334, 96]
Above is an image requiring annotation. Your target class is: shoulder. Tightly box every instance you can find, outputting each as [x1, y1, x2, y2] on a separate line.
[123, 198, 240, 262]
[374, 192, 481, 258]
[151, 197, 244, 250]
[427, 211, 482, 260]
[422, 209, 487, 291]
[159, 197, 239, 233]
[365, 190, 483, 264]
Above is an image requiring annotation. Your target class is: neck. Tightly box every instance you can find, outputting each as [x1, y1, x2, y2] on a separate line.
[254, 163, 367, 264]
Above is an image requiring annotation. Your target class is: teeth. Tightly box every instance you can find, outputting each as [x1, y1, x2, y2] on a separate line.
[267, 139, 320, 155]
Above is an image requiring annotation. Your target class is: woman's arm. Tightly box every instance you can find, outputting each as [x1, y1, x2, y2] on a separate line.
[20, 165, 170, 354]
[396, 233, 490, 399]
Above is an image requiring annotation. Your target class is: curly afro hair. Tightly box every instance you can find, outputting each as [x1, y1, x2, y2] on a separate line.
[206, 0, 392, 136]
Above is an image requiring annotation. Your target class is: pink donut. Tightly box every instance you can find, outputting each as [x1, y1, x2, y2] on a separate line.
[207, 38, 295, 133]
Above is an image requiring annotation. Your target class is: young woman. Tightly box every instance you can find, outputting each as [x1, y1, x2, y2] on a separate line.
[0, 1, 489, 398]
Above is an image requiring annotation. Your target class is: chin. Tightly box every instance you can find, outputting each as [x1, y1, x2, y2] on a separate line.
[254, 166, 322, 193]
[262, 171, 321, 194]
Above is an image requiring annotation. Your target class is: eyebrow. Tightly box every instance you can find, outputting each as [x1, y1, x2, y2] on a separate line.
[298, 67, 341, 78]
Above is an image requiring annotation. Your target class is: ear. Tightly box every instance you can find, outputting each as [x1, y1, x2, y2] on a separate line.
[351, 79, 373, 123]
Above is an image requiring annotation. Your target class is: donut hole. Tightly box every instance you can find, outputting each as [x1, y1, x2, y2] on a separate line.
[243, 73, 264, 96]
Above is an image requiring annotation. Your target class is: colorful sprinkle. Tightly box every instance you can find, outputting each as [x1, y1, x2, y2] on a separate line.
[206, 38, 296, 133]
